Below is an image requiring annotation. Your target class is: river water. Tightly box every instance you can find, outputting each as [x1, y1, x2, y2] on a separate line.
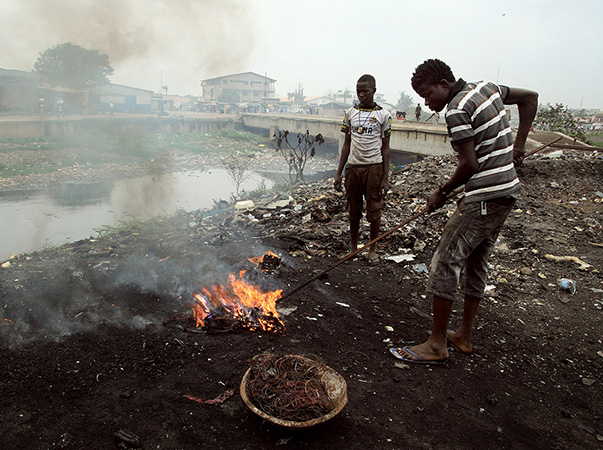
[0, 150, 420, 261]
[0, 169, 289, 261]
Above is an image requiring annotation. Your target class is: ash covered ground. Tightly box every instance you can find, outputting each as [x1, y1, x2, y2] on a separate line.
[0, 146, 602, 449]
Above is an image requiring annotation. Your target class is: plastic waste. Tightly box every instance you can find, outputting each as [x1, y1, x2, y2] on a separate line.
[557, 278, 576, 295]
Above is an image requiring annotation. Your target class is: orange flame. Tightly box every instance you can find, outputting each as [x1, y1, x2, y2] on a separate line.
[248, 250, 278, 265]
[190, 270, 284, 332]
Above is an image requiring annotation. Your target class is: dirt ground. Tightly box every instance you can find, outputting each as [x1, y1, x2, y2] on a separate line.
[0, 144, 601, 449]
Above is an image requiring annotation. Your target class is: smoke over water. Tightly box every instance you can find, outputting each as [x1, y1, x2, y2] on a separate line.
[1, 0, 255, 94]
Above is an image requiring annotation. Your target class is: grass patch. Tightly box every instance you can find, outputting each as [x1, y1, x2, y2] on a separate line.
[93, 214, 155, 237]
[0, 128, 270, 178]
[585, 132, 603, 148]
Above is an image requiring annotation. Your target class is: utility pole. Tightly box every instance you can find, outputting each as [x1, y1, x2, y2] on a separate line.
[264, 72, 267, 112]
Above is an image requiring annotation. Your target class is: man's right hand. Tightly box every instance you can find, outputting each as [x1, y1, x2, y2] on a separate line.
[427, 189, 446, 213]
[334, 174, 343, 192]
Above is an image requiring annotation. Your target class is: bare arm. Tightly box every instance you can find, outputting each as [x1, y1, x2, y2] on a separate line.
[427, 140, 479, 212]
[334, 133, 351, 191]
[504, 87, 539, 166]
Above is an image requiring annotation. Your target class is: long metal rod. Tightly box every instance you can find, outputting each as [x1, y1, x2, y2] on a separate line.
[279, 138, 561, 302]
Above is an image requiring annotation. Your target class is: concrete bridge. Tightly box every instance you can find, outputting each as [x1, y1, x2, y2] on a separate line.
[0, 113, 454, 156]
[240, 113, 453, 156]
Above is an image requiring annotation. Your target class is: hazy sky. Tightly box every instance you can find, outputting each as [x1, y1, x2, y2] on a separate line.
[1, 0, 601, 109]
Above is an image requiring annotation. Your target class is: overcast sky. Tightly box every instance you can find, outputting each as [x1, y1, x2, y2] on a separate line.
[1, 0, 601, 109]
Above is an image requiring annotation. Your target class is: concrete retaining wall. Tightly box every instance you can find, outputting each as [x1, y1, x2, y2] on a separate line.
[241, 113, 453, 156]
[0, 116, 239, 139]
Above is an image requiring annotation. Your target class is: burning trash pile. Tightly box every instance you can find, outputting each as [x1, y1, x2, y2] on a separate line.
[247, 250, 281, 273]
[241, 353, 347, 425]
[189, 268, 284, 333]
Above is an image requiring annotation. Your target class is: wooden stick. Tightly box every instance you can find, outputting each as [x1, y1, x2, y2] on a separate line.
[524, 136, 562, 157]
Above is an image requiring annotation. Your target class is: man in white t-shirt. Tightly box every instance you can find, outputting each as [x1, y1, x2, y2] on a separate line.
[335, 74, 391, 264]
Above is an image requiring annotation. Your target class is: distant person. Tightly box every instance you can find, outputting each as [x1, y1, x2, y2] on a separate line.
[334, 74, 391, 264]
[56, 98, 65, 119]
[415, 103, 422, 121]
[39, 97, 45, 116]
[109, 102, 115, 115]
[390, 58, 538, 365]
[432, 111, 440, 125]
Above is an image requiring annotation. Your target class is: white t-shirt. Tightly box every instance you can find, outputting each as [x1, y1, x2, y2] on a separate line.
[341, 105, 391, 165]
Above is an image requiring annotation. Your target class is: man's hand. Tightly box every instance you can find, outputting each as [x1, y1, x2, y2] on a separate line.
[334, 174, 343, 192]
[513, 148, 526, 167]
[379, 180, 389, 198]
[427, 189, 447, 213]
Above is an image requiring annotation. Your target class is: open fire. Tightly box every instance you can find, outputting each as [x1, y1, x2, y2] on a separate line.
[190, 269, 284, 333]
[247, 250, 281, 273]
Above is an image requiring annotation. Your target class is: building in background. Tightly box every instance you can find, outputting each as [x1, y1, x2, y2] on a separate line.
[89, 83, 153, 113]
[0, 67, 43, 113]
[201, 72, 276, 104]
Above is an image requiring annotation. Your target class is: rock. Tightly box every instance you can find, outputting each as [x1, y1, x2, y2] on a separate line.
[519, 267, 533, 275]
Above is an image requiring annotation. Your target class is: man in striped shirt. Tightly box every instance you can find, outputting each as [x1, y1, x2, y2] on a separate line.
[390, 59, 538, 365]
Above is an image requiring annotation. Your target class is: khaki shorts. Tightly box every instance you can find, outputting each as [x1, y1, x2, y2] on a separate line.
[427, 196, 515, 301]
[345, 163, 384, 223]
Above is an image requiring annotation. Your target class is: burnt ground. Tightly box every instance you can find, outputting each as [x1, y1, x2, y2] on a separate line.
[0, 148, 602, 449]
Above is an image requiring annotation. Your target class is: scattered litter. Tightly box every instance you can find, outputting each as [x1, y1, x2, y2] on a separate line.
[545, 254, 592, 270]
[277, 306, 298, 316]
[235, 200, 255, 211]
[385, 326, 394, 332]
[394, 362, 410, 370]
[266, 196, 294, 210]
[411, 263, 429, 274]
[557, 278, 576, 295]
[581, 378, 596, 387]
[184, 389, 234, 405]
[385, 254, 416, 263]
[1, 261, 11, 269]
[115, 429, 141, 448]
[409, 306, 430, 319]
[542, 150, 563, 159]
[336, 302, 350, 308]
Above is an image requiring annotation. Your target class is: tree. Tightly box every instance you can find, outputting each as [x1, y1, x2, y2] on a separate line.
[395, 91, 414, 111]
[287, 83, 305, 104]
[223, 156, 250, 200]
[274, 130, 324, 184]
[33, 42, 113, 88]
[534, 103, 587, 143]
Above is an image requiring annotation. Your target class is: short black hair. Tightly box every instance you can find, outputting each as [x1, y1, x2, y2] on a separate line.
[411, 59, 455, 91]
[357, 74, 376, 88]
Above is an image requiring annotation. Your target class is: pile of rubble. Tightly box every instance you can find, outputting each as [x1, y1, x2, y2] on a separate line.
[182, 148, 602, 304]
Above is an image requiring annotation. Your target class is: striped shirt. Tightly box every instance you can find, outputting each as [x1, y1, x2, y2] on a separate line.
[445, 79, 520, 203]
